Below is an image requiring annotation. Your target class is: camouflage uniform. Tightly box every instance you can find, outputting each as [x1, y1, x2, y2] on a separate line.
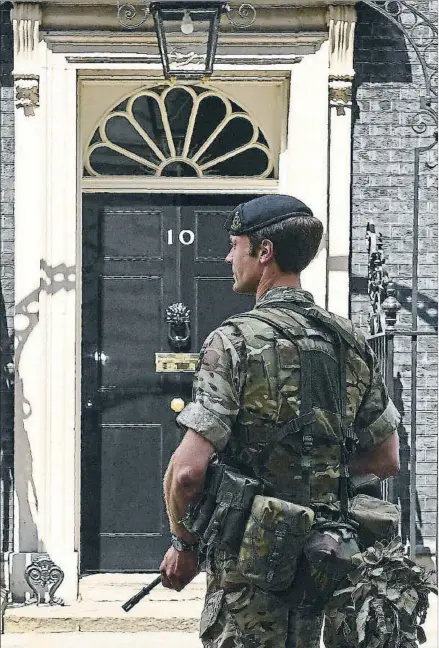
[177, 287, 400, 648]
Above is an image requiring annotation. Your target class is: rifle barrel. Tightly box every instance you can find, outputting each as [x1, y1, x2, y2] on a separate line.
[122, 575, 162, 612]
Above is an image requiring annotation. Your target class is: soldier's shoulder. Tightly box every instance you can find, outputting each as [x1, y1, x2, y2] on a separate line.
[202, 321, 247, 352]
[329, 311, 369, 351]
[224, 309, 279, 341]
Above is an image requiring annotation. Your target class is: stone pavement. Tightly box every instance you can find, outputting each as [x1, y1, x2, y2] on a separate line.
[2, 601, 437, 648]
[2, 605, 438, 648]
[2, 632, 201, 647]
[2, 573, 437, 647]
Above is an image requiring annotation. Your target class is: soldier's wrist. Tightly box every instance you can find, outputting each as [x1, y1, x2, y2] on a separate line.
[171, 533, 200, 552]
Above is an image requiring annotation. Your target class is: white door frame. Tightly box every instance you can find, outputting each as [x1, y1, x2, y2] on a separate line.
[10, 6, 355, 601]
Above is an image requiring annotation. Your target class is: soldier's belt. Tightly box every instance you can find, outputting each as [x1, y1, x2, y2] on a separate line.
[182, 460, 400, 608]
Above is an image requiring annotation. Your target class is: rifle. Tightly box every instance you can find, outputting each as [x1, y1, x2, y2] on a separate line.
[122, 575, 162, 612]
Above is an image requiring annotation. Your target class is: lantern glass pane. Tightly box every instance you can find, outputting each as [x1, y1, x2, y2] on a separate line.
[155, 7, 220, 77]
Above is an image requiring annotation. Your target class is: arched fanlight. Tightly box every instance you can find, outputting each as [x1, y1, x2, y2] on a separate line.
[117, 2, 256, 79]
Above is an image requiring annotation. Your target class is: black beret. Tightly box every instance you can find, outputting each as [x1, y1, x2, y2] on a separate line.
[225, 194, 314, 235]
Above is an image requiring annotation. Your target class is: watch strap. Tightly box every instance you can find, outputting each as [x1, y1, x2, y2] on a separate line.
[171, 533, 199, 552]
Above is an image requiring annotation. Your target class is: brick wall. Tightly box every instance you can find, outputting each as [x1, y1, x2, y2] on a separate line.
[351, 1, 438, 546]
[0, 0, 14, 560]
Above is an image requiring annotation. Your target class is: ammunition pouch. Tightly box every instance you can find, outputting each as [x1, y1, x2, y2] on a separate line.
[205, 468, 262, 553]
[181, 462, 262, 554]
[236, 495, 314, 591]
[348, 493, 400, 549]
[181, 462, 225, 539]
[348, 475, 400, 548]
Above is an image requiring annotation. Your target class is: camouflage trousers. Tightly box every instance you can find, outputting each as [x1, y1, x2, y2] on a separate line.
[200, 552, 323, 648]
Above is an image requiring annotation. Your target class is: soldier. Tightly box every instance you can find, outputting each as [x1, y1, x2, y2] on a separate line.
[160, 194, 400, 648]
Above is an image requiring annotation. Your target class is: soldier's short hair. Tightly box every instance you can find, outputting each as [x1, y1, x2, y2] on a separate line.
[248, 215, 323, 273]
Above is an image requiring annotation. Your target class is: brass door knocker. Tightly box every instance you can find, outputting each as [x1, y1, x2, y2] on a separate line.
[166, 303, 191, 350]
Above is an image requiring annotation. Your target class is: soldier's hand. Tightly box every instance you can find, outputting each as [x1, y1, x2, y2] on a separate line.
[160, 546, 198, 591]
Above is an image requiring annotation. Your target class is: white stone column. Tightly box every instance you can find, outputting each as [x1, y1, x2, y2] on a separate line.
[39, 46, 79, 603]
[10, 1, 79, 603]
[11, 0, 47, 588]
[326, 5, 356, 317]
[279, 43, 329, 309]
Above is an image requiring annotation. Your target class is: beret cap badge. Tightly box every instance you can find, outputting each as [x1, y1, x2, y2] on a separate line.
[230, 210, 241, 231]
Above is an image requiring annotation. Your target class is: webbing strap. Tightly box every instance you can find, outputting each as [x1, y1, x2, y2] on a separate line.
[267, 522, 289, 583]
[298, 346, 314, 505]
[337, 337, 350, 520]
[256, 411, 316, 467]
[255, 301, 367, 361]
[233, 311, 318, 505]
[204, 491, 233, 547]
[231, 312, 304, 346]
[232, 309, 354, 513]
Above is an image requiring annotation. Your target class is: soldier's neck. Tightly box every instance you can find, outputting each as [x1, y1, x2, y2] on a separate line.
[256, 269, 301, 300]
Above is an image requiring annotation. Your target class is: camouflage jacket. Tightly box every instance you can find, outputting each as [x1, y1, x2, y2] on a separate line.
[177, 287, 400, 505]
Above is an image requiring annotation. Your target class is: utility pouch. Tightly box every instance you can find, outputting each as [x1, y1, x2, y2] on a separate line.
[348, 493, 400, 548]
[203, 467, 262, 554]
[181, 462, 225, 538]
[236, 495, 314, 591]
[288, 520, 361, 611]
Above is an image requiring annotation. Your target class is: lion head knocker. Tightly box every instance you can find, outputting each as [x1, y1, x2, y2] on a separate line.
[166, 303, 191, 350]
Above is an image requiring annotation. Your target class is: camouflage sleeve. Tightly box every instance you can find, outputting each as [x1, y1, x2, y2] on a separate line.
[354, 340, 400, 450]
[176, 324, 246, 452]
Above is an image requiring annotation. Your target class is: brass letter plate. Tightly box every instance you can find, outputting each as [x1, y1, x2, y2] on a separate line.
[155, 353, 199, 373]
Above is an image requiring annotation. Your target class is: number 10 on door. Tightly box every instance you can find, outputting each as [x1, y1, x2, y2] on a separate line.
[167, 230, 195, 246]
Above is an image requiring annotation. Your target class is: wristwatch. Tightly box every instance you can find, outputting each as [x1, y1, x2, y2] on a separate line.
[171, 533, 199, 552]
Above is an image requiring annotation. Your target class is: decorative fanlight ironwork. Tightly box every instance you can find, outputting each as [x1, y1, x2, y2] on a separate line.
[366, 222, 401, 335]
[84, 85, 274, 179]
[116, 2, 256, 79]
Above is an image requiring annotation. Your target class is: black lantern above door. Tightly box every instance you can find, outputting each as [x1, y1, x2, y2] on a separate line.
[151, 1, 224, 80]
[117, 2, 256, 80]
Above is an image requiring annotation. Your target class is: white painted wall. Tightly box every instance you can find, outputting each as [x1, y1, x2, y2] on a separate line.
[279, 41, 329, 309]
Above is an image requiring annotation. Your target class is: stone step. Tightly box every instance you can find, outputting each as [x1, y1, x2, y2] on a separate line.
[4, 600, 203, 633]
[79, 572, 206, 603]
[4, 573, 206, 634]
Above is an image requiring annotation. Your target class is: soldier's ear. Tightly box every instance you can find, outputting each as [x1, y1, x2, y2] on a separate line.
[259, 239, 275, 265]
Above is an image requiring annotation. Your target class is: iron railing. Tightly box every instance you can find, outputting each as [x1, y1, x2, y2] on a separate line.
[368, 328, 436, 554]
[366, 222, 437, 560]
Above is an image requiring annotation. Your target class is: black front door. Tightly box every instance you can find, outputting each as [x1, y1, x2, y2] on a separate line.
[81, 193, 255, 572]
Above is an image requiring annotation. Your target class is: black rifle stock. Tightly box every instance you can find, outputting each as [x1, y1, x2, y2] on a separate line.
[122, 575, 162, 612]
